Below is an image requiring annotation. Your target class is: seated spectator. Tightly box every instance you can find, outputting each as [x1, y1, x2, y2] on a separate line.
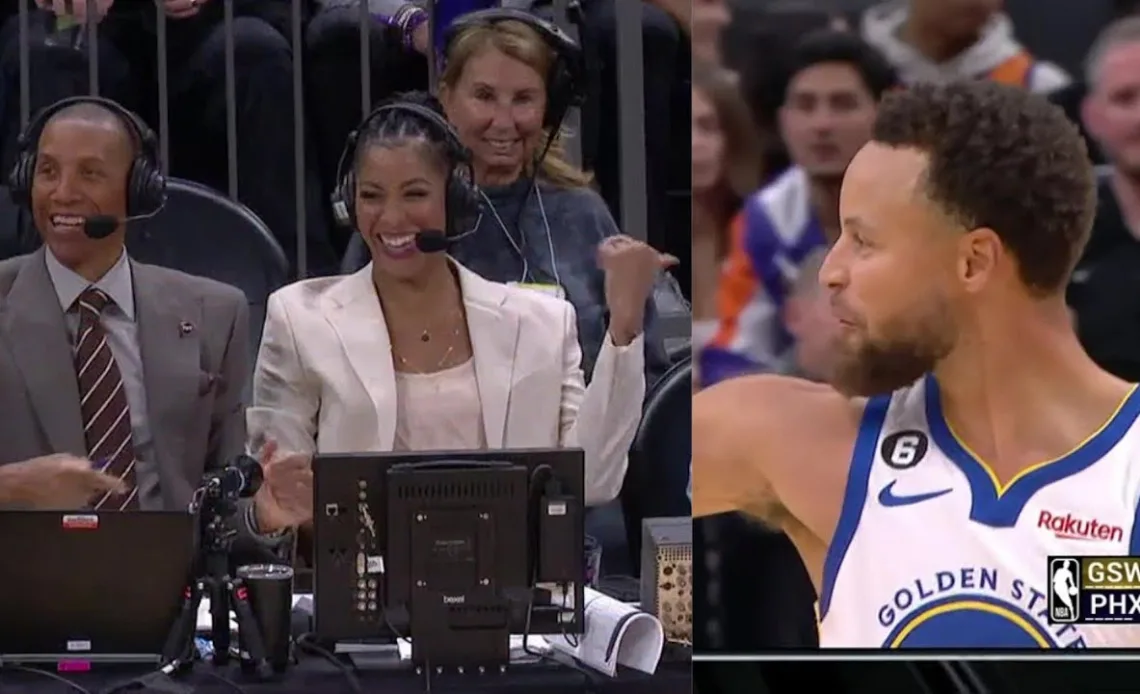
[1068, 16, 1140, 382]
[247, 93, 667, 507]
[304, 1, 432, 253]
[691, 62, 762, 367]
[860, 0, 1069, 94]
[1051, 3, 1140, 168]
[726, 4, 847, 182]
[0, 98, 308, 546]
[700, 30, 895, 386]
[307, 2, 689, 289]
[0, 0, 339, 276]
[437, 9, 674, 386]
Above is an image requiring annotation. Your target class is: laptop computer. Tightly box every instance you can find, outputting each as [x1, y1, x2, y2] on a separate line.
[0, 510, 197, 664]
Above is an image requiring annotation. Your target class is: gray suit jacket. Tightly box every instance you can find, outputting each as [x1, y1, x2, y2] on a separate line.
[0, 248, 266, 543]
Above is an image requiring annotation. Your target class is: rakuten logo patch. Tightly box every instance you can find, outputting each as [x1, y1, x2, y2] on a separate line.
[1038, 510, 1124, 542]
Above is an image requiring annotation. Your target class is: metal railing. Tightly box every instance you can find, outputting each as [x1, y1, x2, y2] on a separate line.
[13, 0, 652, 279]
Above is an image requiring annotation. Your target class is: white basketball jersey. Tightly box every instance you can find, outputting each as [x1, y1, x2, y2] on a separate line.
[819, 375, 1140, 648]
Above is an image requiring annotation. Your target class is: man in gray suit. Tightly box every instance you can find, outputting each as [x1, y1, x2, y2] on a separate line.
[0, 98, 311, 540]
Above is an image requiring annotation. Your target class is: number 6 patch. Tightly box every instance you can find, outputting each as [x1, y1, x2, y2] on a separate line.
[880, 430, 929, 469]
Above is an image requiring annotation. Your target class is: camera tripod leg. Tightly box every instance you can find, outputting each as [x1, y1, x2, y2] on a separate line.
[230, 578, 274, 680]
[161, 580, 204, 667]
[208, 576, 232, 666]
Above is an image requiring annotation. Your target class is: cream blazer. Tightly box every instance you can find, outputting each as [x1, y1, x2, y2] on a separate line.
[246, 262, 645, 505]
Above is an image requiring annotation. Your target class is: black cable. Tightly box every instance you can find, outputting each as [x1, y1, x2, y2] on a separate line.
[294, 633, 364, 694]
[381, 607, 411, 647]
[556, 581, 579, 648]
[509, 118, 566, 240]
[1, 664, 94, 694]
[521, 464, 554, 661]
[504, 95, 576, 284]
[518, 467, 603, 690]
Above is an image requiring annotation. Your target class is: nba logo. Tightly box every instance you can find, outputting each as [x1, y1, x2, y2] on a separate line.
[1048, 557, 1081, 623]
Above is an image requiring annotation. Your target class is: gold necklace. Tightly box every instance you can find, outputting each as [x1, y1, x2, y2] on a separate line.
[393, 324, 463, 373]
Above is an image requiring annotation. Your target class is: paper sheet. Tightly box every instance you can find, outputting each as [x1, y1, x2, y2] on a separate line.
[546, 587, 664, 677]
[393, 635, 551, 661]
[196, 593, 311, 633]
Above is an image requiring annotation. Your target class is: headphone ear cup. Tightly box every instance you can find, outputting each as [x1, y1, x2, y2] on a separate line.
[332, 172, 355, 229]
[543, 62, 576, 131]
[445, 168, 480, 238]
[8, 151, 34, 210]
[129, 156, 166, 217]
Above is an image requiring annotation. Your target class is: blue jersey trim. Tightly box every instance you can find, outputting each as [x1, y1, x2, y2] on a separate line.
[925, 374, 1140, 528]
[818, 394, 891, 621]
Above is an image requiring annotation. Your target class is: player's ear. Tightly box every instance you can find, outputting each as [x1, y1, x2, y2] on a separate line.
[957, 227, 1001, 293]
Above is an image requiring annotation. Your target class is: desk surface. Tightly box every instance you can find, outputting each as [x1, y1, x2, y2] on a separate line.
[0, 656, 692, 694]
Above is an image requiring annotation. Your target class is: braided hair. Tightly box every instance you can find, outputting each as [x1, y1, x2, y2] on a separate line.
[353, 91, 454, 179]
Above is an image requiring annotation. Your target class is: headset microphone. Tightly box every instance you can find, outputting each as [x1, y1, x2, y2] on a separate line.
[84, 211, 162, 240]
[414, 229, 449, 254]
[414, 226, 477, 254]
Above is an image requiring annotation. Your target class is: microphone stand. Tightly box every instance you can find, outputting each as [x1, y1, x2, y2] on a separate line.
[164, 482, 274, 680]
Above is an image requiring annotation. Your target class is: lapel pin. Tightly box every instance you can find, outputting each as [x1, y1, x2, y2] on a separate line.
[179, 321, 194, 337]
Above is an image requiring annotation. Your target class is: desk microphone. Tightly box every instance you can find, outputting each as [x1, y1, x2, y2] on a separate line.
[414, 227, 476, 253]
[202, 454, 264, 499]
[84, 212, 162, 239]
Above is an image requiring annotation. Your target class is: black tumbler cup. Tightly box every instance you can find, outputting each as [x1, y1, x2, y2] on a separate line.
[236, 563, 294, 674]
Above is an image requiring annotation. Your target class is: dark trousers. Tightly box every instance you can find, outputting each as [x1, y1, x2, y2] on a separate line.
[577, 0, 690, 296]
[304, 7, 428, 255]
[0, 12, 339, 277]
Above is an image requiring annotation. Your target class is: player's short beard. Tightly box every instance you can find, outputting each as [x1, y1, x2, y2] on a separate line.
[828, 296, 957, 397]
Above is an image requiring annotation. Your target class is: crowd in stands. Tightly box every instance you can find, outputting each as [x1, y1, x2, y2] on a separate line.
[0, 1, 694, 585]
[692, 0, 1140, 664]
[0, 1, 692, 285]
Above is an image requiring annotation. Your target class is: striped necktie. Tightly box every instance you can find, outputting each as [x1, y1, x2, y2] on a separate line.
[74, 287, 139, 510]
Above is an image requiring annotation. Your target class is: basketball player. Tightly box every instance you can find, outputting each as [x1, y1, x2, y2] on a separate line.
[694, 81, 1140, 648]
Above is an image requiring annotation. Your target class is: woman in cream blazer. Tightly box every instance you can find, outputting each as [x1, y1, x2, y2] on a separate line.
[249, 261, 644, 505]
[247, 96, 669, 506]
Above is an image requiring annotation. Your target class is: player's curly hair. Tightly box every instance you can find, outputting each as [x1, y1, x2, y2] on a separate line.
[872, 81, 1096, 296]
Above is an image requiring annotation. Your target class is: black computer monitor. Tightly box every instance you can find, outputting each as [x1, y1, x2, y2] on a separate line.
[312, 448, 585, 666]
[0, 511, 196, 663]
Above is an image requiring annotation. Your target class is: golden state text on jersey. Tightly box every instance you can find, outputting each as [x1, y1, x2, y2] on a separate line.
[818, 375, 1140, 648]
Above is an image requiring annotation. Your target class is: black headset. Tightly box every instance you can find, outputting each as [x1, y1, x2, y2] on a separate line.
[442, 7, 586, 131]
[8, 95, 167, 217]
[330, 100, 481, 238]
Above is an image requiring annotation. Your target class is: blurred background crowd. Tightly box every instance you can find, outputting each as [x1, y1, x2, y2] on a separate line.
[690, 0, 1140, 669]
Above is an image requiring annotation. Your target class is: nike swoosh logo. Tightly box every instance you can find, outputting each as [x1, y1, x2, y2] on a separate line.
[878, 480, 952, 507]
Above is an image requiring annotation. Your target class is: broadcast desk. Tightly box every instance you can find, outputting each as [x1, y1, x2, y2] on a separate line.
[0, 656, 691, 694]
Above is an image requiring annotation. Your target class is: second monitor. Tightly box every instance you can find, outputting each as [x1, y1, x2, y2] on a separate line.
[312, 448, 585, 667]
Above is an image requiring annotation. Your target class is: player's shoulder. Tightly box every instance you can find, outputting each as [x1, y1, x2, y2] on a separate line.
[696, 374, 866, 437]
